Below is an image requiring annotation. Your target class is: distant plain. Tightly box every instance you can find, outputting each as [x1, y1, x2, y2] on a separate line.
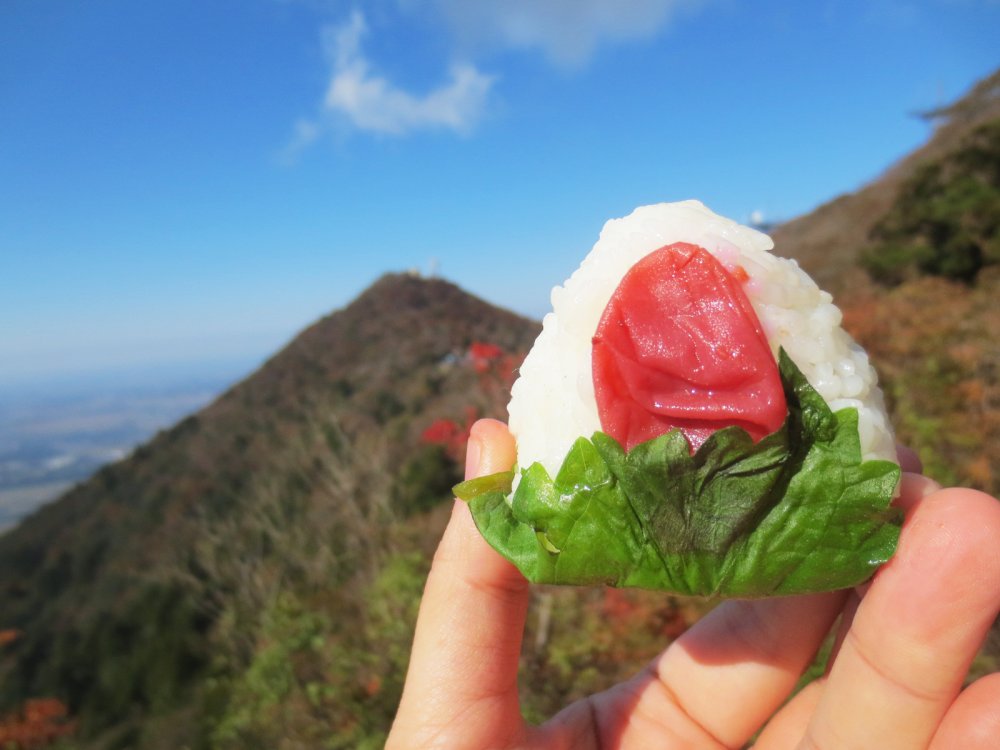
[0, 363, 253, 528]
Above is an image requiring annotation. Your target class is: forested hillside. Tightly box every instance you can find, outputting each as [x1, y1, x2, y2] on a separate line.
[1, 68, 998, 750]
[0, 275, 541, 748]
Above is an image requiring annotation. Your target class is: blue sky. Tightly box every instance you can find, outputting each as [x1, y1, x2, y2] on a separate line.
[2, 0, 998, 387]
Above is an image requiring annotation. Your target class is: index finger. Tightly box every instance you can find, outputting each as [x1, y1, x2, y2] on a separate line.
[387, 419, 529, 749]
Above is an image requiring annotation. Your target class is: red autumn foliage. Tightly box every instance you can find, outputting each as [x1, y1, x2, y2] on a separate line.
[420, 406, 478, 464]
[422, 342, 526, 465]
[363, 674, 382, 697]
[839, 273, 1000, 494]
[600, 588, 637, 619]
[471, 342, 503, 358]
[0, 698, 76, 748]
[469, 341, 504, 365]
[420, 419, 461, 445]
[0, 629, 21, 647]
[600, 589, 692, 640]
[468, 342, 521, 392]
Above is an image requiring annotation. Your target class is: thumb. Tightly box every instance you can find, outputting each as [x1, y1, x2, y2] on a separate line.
[388, 419, 530, 749]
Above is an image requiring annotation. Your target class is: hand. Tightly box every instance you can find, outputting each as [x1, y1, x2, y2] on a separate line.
[387, 419, 1000, 749]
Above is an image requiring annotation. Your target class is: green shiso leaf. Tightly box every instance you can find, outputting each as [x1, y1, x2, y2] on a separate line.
[455, 350, 902, 597]
[453, 470, 514, 501]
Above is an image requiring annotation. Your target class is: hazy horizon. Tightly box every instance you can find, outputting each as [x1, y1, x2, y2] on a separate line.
[0, 355, 254, 528]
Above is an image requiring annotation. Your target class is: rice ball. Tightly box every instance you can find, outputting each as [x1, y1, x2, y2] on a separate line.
[507, 200, 896, 480]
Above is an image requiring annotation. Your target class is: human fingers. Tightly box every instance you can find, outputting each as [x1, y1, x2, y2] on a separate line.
[797, 488, 1000, 750]
[754, 680, 824, 749]
[387, 419, 529, 750]
[894, 472, 942, 514]
[825, 472, 942, 665]
[929, 672, 1000, 749]
[754, 472, 945, 749]
[542, 591, 846, 749]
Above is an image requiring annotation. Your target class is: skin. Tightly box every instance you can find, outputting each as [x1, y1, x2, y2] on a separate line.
[388, 419, 1000, 749]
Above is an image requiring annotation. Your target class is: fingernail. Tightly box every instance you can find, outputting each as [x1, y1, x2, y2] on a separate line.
[465, 433, 482, 480]
[903, 472, 942, 497]
[895, 472, 943, 513]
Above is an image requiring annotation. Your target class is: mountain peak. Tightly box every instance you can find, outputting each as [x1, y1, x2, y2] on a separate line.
[0, 275, 540, 737]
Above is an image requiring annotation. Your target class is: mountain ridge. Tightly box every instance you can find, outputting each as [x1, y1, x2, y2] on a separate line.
[770, 68, 1000, 292]
[1, 66, 998, 748]
[0, 272, 540, 745]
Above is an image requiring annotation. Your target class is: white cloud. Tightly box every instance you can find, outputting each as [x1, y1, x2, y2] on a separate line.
[422, 0, 699, 68]
[282, 2, 696, 151]
[317, 11, 494, 137]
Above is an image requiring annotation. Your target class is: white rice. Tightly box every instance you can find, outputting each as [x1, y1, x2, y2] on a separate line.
[508, 201, 896, 480]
